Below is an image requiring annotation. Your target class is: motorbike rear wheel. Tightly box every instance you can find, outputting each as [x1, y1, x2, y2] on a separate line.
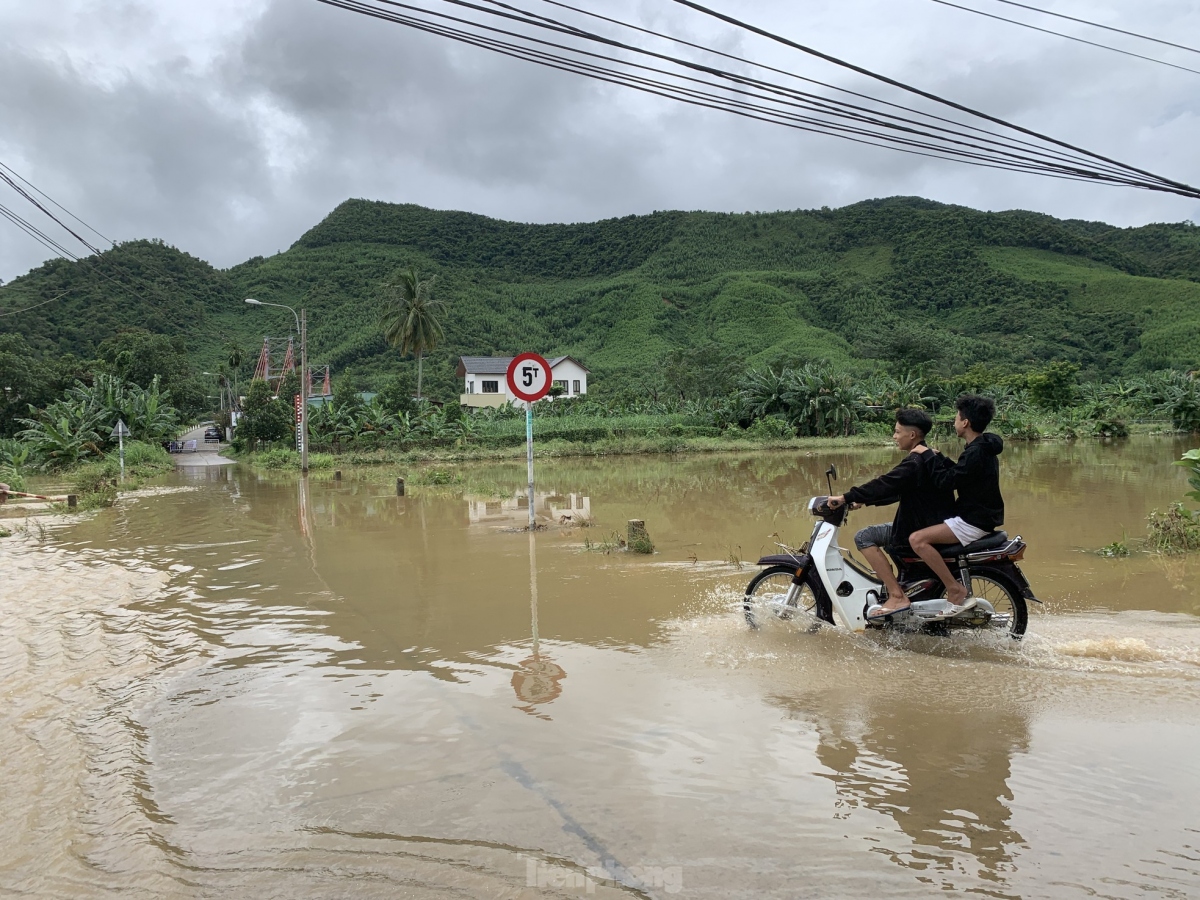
[744, 566, 820, 629]
[958, 568, 1028, 638]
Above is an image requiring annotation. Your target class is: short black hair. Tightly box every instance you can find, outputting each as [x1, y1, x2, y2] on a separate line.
[956, 394, 995, 432]
[895, 408, 933, 437]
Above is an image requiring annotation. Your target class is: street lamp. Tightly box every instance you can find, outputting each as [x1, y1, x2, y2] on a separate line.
[244, 297, 308, 474]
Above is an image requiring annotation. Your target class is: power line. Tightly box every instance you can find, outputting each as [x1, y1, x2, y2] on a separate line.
[665, 0, 1200, 196]
[353, 1, 1126, 180]
[513, 0, 1150, 182]
[0, 290, 71, 318]
[981, 0, 1200, 57]
[314, 0, 1200, 199]
[0, 169, 105, 255]
[927, 0, 1200, 78]
[0, 162, 114, 247]
[0, 201, 83, 261]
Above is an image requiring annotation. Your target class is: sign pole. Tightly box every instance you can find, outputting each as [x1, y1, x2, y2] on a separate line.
[110, 418, 131, 482]
[526, 400, 535, 531]
[507, 352, 551, 532]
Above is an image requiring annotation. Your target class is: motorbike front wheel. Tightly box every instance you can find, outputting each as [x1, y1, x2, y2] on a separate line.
[744, 565, 822, 629]
[959, 568, 1029, 638]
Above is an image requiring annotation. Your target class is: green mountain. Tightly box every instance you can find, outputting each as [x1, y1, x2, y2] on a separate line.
[3, 197, 1199, 402]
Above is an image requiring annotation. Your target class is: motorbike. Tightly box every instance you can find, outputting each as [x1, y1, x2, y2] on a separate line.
[743, 465, 1038, 637]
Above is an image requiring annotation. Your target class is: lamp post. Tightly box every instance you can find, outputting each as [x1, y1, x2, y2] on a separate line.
[245, 298, 308, 474]
[202, 372, 226, 413]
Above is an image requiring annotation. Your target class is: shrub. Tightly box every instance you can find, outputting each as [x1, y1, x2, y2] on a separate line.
[1146, 504, 1200, 554]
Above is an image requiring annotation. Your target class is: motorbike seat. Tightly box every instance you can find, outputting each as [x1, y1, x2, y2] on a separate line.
[937, 530, 1009, 557]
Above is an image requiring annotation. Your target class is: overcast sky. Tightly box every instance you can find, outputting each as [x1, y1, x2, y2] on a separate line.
[2, 0, 1198, 283]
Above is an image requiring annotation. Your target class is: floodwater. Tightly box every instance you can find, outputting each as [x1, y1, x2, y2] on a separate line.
[3, 437, 1200, 899]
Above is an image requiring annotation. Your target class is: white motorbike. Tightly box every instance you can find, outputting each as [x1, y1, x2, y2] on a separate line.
[744, 466, 1037, 637]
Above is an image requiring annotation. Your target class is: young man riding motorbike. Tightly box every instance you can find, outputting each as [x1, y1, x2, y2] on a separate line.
[827, 409, 955, 620]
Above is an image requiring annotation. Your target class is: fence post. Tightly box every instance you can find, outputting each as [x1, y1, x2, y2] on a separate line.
[396, 478, 405, 496]
[67, 494, 78, 509]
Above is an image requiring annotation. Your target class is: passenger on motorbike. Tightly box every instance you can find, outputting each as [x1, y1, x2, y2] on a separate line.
[909, 394, 1005, 610]
[827, 409, 955, 620]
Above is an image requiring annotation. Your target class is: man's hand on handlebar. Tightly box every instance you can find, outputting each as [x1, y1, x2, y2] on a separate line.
[828, 496, 862, 510]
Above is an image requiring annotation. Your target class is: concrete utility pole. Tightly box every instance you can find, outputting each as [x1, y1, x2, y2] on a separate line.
[245, 298, 309, 474]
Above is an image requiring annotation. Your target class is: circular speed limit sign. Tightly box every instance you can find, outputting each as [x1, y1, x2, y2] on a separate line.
[507, 352, 552, 402]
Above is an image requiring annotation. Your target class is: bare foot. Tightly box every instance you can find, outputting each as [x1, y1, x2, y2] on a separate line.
[944, 583, 969, 605]
[879, 594, 910, 611]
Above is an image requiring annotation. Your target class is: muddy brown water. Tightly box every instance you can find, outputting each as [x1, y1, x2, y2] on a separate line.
[3, 437, 1200, 898]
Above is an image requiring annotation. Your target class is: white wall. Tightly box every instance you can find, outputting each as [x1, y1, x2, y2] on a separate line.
[549, 359, 588, 398]
[461, 358, 589, 406]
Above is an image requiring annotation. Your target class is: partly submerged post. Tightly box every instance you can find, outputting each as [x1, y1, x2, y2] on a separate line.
[526, 400, 535, 530]
[396, 477, 405, 496]
[110, 419, 131, 482]
[334, 470, 342, 481]
[627, 519, 654, 553]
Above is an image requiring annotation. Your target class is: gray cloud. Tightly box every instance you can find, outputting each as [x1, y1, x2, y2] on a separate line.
[2, 0, 1198, 283]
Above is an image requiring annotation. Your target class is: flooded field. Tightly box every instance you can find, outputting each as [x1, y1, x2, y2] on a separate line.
[3, 437, 1200, 899]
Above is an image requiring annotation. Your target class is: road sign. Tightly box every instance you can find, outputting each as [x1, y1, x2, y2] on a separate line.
[507, 352, 552, 403]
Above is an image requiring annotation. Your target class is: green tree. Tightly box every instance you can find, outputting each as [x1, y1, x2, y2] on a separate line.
[97, 330, 205, 417]
[376, 372, 416, 416]
[1027, 361, 1080, 410]
[239, 380, 292, 449]
[378, 268, 445, 400]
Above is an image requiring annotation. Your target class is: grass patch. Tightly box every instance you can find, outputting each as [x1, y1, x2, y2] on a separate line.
[69, 441, 175, 509]
[1146, 504, 1200, 555]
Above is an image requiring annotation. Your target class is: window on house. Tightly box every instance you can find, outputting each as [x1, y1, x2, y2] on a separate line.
[553, 380, 567, 392]
[481, 380, 499, 393]
[468, 381, 475, 394]
[573, 380, 581, 394]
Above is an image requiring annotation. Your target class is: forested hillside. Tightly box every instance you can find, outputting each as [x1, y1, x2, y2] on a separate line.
[2, 196, 1198, 404]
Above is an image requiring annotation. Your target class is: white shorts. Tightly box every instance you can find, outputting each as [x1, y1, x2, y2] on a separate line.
[946, 516, 990, 545]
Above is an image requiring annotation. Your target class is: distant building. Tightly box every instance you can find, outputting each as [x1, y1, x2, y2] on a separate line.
[457, 356, 591, 408]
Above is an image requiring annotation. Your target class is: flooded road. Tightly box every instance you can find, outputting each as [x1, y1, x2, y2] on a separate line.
[3, 437, 1200, 898]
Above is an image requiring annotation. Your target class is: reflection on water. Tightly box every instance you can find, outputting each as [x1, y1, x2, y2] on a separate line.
[467, 490, 591, 527]
[3, 437, 1200, 898]
[802, 695, 1028, 892]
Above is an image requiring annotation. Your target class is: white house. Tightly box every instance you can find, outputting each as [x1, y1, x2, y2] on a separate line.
[458, 356, 591, 408]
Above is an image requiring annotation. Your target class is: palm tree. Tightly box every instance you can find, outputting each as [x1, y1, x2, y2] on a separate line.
[378, 268, 445, 400]
[225, 342, 244, 410]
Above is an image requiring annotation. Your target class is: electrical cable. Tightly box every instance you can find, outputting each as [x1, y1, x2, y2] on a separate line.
[530, 0, 1100, 164]
[981, 0, 1200, 57]
[372, 0, 1195, 188]
[0, 162, 114, 246]
[315, 0, 1200, 198]
[0, 201, 83, 260]
[0, 290, 71, 318]
[665, 0, 1200, 196]
[928, 0, 1200, 78]
[326, 0, 1104, 180]
[321, 0, 1132, 184]
[0, 170, 104, 255]
[368, 3, 1151, 184]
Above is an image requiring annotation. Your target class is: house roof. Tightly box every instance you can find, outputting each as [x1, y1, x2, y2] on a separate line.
[456, 355, 592, 377]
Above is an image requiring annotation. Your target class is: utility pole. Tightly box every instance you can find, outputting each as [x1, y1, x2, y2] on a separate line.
[300, 308, 308, 474]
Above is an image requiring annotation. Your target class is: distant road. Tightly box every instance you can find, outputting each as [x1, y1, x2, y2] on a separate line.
[174, 425, 235, 467]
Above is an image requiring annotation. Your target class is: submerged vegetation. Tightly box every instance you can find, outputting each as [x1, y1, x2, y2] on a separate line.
[1146, 450, 1200, 554]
